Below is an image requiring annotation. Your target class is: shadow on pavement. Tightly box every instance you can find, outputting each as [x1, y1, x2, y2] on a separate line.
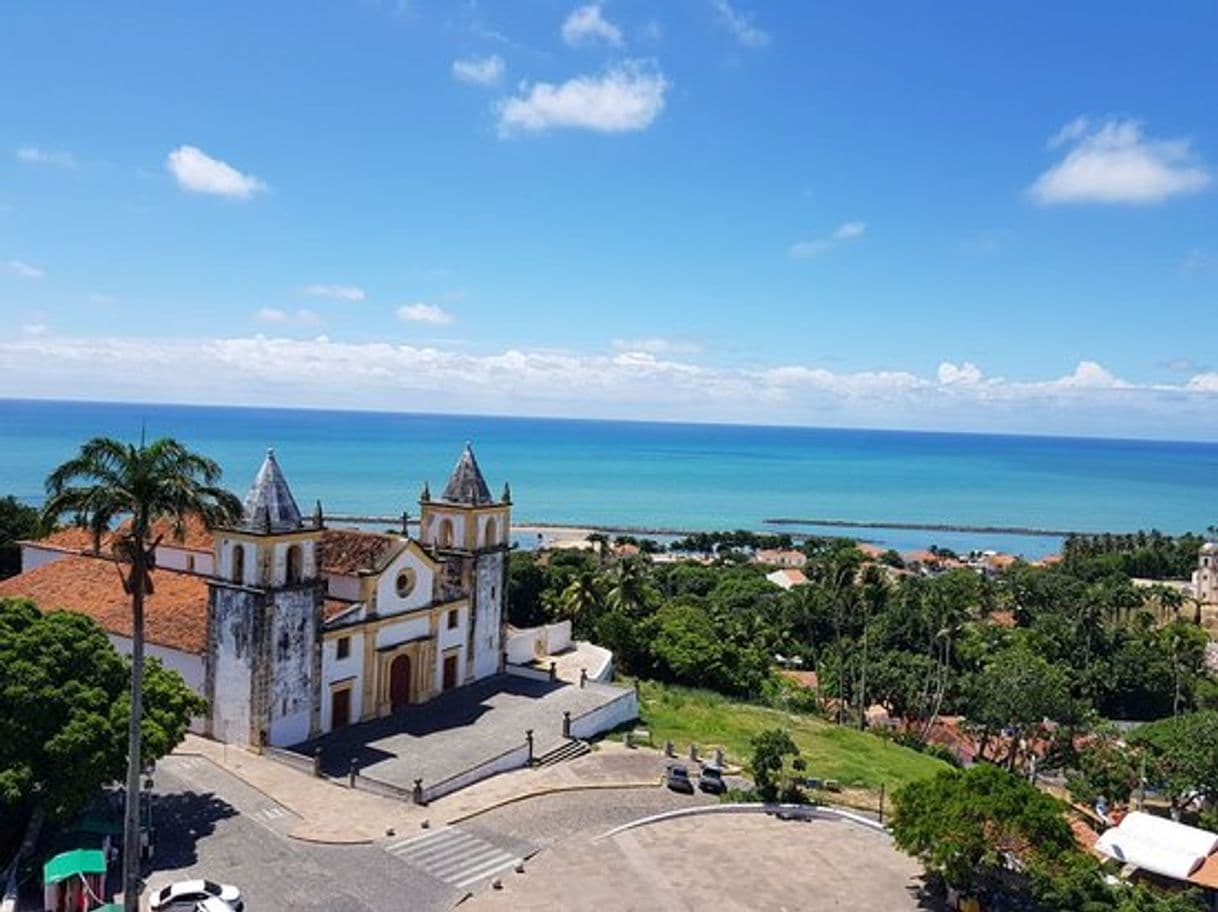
[146, 790, 238, 872]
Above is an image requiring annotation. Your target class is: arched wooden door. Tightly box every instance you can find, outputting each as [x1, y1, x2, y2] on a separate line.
[389, 654, 412, 711]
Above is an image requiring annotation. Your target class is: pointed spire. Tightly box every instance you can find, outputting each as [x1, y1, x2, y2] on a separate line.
[313, 499, 325, 529]
[501, 481, 512, 504]
[241, 447, 303, 533]
[420, 481, 431, 503]
[440, 442, 493, 505]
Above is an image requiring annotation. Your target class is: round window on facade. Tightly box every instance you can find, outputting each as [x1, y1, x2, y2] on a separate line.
[395, 568, 417, 598]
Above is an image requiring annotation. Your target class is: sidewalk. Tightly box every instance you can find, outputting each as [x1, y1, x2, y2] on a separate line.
[176, 735, 667, 844]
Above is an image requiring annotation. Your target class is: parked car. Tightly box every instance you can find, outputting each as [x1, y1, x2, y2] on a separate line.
[196, 899, 235, 912]
[665, 763, 694, 794]
[698, 765, 727, 794]
[149, 879, 243, 911]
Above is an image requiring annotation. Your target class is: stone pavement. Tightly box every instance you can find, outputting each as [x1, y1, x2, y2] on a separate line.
[292, 674, 630, 789]
[175, 734, 668, 844]
[460, 811, 931, 912]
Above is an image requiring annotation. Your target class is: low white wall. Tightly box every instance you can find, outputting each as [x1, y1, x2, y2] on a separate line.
[569, 689, 639, 740]
[19, 544, 70, 573]
[578, 642, 614, 682]
[505, 663, 552, 682]
[422, 741, 531, 803]
[504, 620, 572, 664]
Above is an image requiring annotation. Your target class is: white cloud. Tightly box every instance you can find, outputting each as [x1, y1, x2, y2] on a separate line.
[833, 221, 867, 240]
[712, 0, 769, 48]
[16, 145, 76, 168]
[1029, 118, 1211, 205]
[789, 220, 867, 259]
[937, 361, 984, 386]
[612, 336, 702, 355]
[5, 335, 1218, 435]
[167, 146, 266, 199]
[452, 55, 506, 86]
[255, 307, 320, 325]
[561, 5, 623, 47]
[305, 284, 366, 302]
[496, 60, 668, 136]
[6, 259, 44, 279]
[20, 323, 48, 337]
[397, 302, 454, 325]
[256, 308, 288, 323]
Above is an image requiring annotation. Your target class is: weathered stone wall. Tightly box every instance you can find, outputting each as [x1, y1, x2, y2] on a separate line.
[208, 585, 255, 746]
[267, 587, 319, 747]
[472, 551, 504, 680]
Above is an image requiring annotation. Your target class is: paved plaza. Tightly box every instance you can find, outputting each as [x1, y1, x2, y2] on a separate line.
[462, 810, 934, 911]
[293, 673, 631, 791]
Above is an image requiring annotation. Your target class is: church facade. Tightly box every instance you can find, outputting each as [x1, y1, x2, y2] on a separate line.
[206, 444, 512, 748]
[1, 443, 512, 751]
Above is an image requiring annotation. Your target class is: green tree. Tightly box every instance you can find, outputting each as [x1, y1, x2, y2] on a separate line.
[1066, 734, 1141, 807]
[0, 495, 41, 579]
[557, 570, 602, 634]
[0, 598, 205, 849]
[42, 436, 241, 911]
[749, 727, 799, 802]
[891, 764, 1076, 900]
[1131, 710, 1218, 817]
[603, 557, 654, 616]
[506, 551, 546, 627]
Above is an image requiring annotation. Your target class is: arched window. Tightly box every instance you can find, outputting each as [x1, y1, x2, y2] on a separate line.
[231, 544, 245, 584]
[483, 517, 497, 548]
[438, 518, 454, 549]
[285, 544, 303, 585]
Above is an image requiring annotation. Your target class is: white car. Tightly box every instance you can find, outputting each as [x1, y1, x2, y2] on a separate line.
[196, 900, 235, 912]
[149, 879, 243, 911]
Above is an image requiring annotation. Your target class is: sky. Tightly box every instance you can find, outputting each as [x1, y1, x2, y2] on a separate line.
[1, 1, 1217, 439]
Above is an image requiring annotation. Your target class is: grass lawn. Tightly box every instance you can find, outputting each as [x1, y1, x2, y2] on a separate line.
[634, 679, 948, 793]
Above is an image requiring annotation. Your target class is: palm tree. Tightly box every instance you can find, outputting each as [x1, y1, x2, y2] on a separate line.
[559, 570, 602, 633]
[604, 557, 651, 615]
[43, 436, 241, 912]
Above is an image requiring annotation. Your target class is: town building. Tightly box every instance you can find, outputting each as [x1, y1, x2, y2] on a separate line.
[1, 443, 512, 750]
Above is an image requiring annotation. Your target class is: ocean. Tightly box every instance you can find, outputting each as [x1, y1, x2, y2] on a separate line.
[4, 399, 1218, 559]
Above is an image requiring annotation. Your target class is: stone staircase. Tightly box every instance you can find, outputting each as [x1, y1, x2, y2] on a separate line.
[535, 738, 591, 768]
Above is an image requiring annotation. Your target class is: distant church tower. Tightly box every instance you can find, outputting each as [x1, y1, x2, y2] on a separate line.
[205, 449, 324, 748]
[419, 443, 511, 680]
[1196, 541, 1218, 605]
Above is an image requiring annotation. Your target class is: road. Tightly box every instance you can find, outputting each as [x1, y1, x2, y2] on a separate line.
[146, 755, 466, 912]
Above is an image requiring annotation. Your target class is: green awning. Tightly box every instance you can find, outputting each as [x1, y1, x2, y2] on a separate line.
[92, 905, 123, 911]
[43, 848, 106, 885]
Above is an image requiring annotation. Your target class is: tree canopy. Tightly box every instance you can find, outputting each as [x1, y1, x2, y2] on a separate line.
[0, 597, 205, 846]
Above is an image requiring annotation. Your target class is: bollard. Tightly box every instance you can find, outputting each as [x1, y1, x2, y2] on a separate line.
[526, 729, 535, 764]
[579, 667, 588, 689]
[689, 743, 698, 762]
[714, 748, 724, 767]
[625, 730, 634, 749]
[549, 661, 557, 682]
[313, 746, 323, 778]
[562, 711, 571, 739]
[413, 778, 424, 806]
[665, 739, 675, 757]
[348, 758, 358, 789]
[878, 783, 886, 824]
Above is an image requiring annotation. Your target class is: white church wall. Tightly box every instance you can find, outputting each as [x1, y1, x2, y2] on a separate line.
[211, 587, 254, 746]
[154, 544, 214, 576]
[374, 550, 435, 616]
[321, 632, 364, 732]
[19, 544, 72, 572]
[267, 588, 317, 747]
[472, 552, 504, 680]
[375, 616, 430, 650]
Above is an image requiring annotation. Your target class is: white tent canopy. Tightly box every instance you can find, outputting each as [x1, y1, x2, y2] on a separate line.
[1095, 811, 1218, 882]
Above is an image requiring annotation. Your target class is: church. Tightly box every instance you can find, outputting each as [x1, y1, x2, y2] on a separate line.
[2, 444, 513, 749]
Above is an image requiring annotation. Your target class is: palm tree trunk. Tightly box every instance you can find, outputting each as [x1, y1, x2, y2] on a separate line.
[123, 547, 147, 912]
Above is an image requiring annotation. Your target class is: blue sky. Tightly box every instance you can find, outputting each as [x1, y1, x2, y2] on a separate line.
[2, 1, 1217, 438]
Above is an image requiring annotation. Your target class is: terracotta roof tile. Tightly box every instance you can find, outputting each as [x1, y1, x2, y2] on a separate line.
[32, 514, 217, 555]
[0, 554, 208, 654]
[319, 528, 403, 576]
[324, 597, 358, 621]
[26, 526, 106, 553]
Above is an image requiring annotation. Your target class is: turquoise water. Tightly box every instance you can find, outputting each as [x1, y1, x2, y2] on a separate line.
[4, 399, 1218, 559]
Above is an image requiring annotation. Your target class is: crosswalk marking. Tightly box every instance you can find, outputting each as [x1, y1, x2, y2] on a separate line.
[254, 806, 289, 821]
[385, 827, 522, 888]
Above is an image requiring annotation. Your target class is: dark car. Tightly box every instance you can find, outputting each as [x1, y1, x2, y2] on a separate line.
[665, 763, 694, 793]
[698, 765, 727, 794]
